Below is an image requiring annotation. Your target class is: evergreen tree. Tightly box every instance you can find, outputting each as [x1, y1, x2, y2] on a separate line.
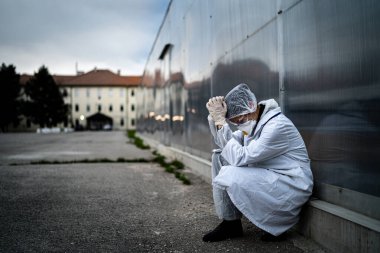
[25, 66, 68, 128]
[0, 63, 21, 132]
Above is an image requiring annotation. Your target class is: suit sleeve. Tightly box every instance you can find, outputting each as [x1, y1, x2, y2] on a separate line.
[221, 120, 289, 166]
[208, 115, 243, 149]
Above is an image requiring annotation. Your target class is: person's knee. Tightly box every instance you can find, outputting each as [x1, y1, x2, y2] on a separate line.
[212, 149, 222, 155]
[212, 149, 222, 162]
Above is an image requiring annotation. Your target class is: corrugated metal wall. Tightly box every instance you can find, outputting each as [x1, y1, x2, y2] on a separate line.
[137, 0, 380, 219]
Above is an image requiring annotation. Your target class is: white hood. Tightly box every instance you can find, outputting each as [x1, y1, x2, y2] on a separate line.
[259, 99, 280, 116]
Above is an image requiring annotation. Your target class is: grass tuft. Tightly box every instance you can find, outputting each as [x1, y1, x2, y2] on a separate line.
[127, 130, 150, 149]
[165, 165, 175, 173]
[170, 160, 185, 170]
[152, 154, 167, 166]
[127, 130, 136, 139]
[12, 157, 152, 166]
[151, 150, 191, 185]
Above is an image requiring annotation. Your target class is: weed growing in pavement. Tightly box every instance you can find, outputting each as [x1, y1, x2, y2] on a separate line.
[11, 158, 150, 166]
[152, 153, 167, 166]
[175, 171, 191, 185]
[116, 157, 148, 163]
[171, 160, 185, 170]
[127, 130, 136, 139]
[126, 130, 150, 150]
[164, 165, 175, 173]
[151, 150, 190, 185]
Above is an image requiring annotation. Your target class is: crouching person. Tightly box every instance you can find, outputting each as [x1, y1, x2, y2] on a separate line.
[203, 83, 313, 242]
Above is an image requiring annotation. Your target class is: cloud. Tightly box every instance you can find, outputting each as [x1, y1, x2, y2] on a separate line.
[0, 0, 170, 75]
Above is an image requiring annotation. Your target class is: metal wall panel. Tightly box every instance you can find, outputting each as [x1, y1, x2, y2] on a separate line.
[281, 0, 380, 197]
[137, 0, 380, 218]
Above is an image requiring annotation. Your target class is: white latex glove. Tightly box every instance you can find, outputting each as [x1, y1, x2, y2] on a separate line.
[206, 96, 227, 126]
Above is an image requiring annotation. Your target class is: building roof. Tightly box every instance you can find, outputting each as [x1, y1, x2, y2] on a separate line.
[53, 75, 76, 84]
[20, 69, 141, 87]
[64, 69, 141, 86]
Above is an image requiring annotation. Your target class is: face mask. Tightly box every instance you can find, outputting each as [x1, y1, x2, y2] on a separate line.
[237, 120, 257, 135]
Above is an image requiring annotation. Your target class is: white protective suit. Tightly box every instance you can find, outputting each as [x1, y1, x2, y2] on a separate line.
[208, 99, 313, 236]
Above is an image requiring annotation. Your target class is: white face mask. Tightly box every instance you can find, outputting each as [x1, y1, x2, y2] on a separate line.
[237, 120, 257, 135]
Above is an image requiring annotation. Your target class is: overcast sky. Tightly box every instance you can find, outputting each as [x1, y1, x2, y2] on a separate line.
[0, 0, 170, 76]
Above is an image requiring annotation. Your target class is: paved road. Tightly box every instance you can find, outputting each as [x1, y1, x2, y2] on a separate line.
[0, 131, 153, 165]
[0, 132, 325, 252]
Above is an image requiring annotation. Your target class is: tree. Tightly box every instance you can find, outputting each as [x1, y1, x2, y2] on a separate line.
[25, 66, 68, 128]
[0, 63, 21, 132]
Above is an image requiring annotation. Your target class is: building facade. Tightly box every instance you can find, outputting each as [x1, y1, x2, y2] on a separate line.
[19, 69, 141, 131]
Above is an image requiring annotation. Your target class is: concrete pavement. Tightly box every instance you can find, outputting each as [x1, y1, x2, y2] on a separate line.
[0, 131, 325, 252]
[0, 131, 153, 165]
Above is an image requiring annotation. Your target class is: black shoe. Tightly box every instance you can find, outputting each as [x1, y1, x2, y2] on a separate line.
[260, 231, 287, 242]
[202, 220, 243, 242]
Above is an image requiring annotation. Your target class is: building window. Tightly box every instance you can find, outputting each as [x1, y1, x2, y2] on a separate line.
[131, 104, 135, 111]
[98, 104, 102, 112]
[74, 89, 79, 97]
[86, 88, 90, 97]
[120, 105, 124, 112]
[109, 104, 113, 112]
[109, 88, 113, 97]
[120, 88, 124, 97]
[86, 104, 90, 112]
[75, 104, 79, 112]
[97, 88, 102, 99]
[131, 119, 135, 126]
[120, 118, 124, 126]
[131, 89, 135, 96]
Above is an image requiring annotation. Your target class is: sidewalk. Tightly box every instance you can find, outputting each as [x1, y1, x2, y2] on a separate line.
[0, 132, 325, 252]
